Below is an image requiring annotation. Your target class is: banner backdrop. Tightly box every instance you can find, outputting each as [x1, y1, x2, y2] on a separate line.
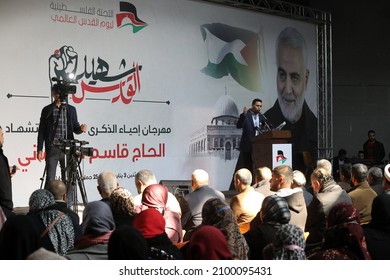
[0, 0, 317, 207]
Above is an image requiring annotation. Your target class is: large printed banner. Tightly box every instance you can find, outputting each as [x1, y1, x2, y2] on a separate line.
[0, 0, 317, 207]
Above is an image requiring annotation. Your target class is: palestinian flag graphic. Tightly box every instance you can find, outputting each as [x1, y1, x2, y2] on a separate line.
[201, 23, 261, 92]
[116, 2, 147, 33]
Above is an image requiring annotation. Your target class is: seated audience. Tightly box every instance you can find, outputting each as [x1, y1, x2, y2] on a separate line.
[292, 170, 313, 207]
[66, 201, 115, 260]
[97, 171, 119, 205]
[348, 164, 377, 224]
[109, 187, 136, 228]
[270, 165, 307, 232]
[108, 225, 148, 260]
[27, 189, 74, 256]
[47, 179, 82, 241]
[263, 224, 306, 260]
[244, 195, 291, 260]
[202, 197, 249, 260]
[305, 167, 352, 249]
[140, 184, 182, 244]
[338, 163, 353, 192]
[0, 214, 65, 260]
[308, 203, 371, 260]
[230, 168, 264, 225]
[134, 169, 181, 215]
[184, 225, 232, 260]
[363, 164, 390, 259]
[332, 149, 350, 182]
[252, 166, 275, 197]
[179, 169, 225, 241]
[133, 208, 182, 259]
[367, 166, 384, 196]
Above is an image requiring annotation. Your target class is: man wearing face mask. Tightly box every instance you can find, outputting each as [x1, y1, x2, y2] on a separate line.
[264, 27, 317, 173]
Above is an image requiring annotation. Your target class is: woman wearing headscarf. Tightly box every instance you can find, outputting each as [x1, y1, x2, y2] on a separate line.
[109, 187, 136, 228]
[140, 184, 182, 244]
[185, 225, 232, 260]
[66, 200, 115, 260]
[133, 208, 182, 259]
[263, 224, 306, 260]
[27, 189, 74, 256]
[308, 202, 371, 260]
[244, 195, 291, 259]
[201, 198, 249, 260]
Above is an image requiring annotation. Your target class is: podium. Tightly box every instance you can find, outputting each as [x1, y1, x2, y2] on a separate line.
[252, 130, 291, 169]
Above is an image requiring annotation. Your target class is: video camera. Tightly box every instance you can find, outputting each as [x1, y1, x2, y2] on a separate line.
[51, 77, 77, 102]
[60, 139, 94, 158]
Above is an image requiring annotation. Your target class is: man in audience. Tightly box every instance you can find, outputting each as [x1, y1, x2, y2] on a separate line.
[230, 168, 264, 224]
[47, 179, 82, 241]
[338, 163, 353, 192]
[305, 167, 352, 249]
[332, 149, 350, 182]
[179, 169, 225, 241]
[97, 171, 119, 205]
[270, 165, 307, 231]
[292, 169, 313, 207]
[348, 163, 377, 224]
[133, 169, 181, 215]
[367, 166, 384, 196]
[252, 166, 275, 197]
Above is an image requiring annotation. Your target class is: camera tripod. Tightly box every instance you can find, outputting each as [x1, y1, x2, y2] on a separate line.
[39, 141, 89, 213]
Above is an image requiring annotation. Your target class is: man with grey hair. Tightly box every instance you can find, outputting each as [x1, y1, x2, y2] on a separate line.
[230, 168, 264, 224]
[133, 169, 181, 215]
[97, 171, 118, 205]
[316, 159, 332, 175]
[179, 169, 225, 241]
[264, 26, 317, 173]
[367, 166, 384, 195]
[348, 163, 377, 224]
[292, 169, 313, 206]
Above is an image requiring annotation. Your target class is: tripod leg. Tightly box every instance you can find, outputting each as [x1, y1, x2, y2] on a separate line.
[76, 164, 88, 207]
[39, 162, 47, 189]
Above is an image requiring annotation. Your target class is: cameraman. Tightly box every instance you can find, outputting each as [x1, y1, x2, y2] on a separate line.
[37, 83, 87, 189]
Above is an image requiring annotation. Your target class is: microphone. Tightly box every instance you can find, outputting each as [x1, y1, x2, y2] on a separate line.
[79, 140, 89, 145]
[261, 113, 274, 128]
[51, 77, 60, 82]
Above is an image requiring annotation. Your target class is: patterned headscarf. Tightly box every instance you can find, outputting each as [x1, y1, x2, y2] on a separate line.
[324, 202, 371, 260]
[260, 195, 291, 226]
[270, 224, 306, 260]
[28, 189, 74, 256]
[186, 225, 232, 260]
[202, 198, 249, 260]
[109, 187, 136, 216]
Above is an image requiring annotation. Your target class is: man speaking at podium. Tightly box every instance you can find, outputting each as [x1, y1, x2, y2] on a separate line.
[230, 98, 267, 189]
